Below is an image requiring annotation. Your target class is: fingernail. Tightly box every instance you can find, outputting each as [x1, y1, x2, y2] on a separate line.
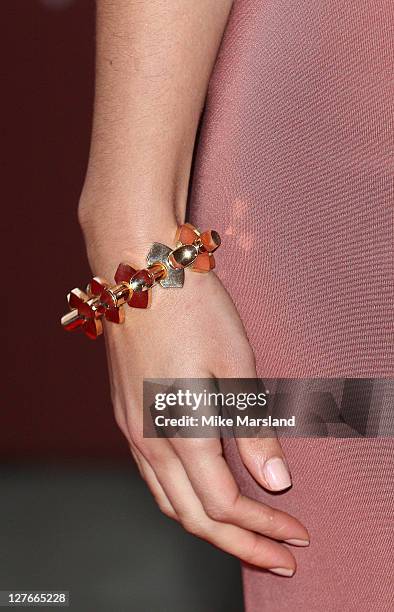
[269, 567, 294, 577]
[285, 538, 310, 547]
[263, 457, 292, 491]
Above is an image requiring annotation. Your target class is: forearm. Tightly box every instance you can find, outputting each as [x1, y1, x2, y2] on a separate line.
[79, 0, 232, 270]
[71, 3, 310, 572]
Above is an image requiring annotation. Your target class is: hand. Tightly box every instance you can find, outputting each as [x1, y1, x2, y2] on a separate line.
[98, 254, 309, 577]
[80, 0, 308, 579]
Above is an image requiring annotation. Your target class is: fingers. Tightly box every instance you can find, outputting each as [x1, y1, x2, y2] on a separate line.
[129, 442, 178, 521]
[126, 407, 308, 571]
[236, 437, 293, 492]
[133, 374, 308, 561]
[169, 437, 309, 546]
[121, 360, 308, 572]
[146, 440, 298, 575]
[207, 522, 296, 576]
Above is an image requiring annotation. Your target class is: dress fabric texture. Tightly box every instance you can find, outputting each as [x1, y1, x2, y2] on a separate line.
[190, 1, 394, 611]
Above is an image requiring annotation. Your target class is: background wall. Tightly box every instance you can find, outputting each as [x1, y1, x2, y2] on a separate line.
[3, 0, 126, 460]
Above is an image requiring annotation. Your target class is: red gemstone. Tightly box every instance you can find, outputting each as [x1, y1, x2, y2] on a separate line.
[68, 288, 88, 310]
[131, 269, 154, 290]
[78, 298, 95, 318]
[105, 307, 125, 324]
[89, 276, 108, 296]
[100, 288, 117, 309]
[128, 290, 151, 309]
[200, 230, 221, 253]
[115, 263, 137, 284]
[83, 317, 102, 340]
[192, 252, 215, 272]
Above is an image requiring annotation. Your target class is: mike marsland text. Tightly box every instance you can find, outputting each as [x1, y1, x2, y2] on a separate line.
[154, 415, 296, 427]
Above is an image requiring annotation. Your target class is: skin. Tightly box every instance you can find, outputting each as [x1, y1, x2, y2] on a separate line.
[79, 0, 309, 576]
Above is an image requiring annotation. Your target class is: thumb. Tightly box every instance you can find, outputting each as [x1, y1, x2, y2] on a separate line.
[236, 436, 292, 492]
[221, 350, 293, 493]
[217, 337, 293, 492]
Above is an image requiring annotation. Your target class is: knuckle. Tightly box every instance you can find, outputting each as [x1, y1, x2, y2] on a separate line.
[181, 519, 200, 536]
[205, 506, 226, 522]
[140, 442, 168, 464]
[205, 500, 234, 522]
[171, 438, 214, 458]
[156, 501, 177, 521]
[180, 515, 206, 537]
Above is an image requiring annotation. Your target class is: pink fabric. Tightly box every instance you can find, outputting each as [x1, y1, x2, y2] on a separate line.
[191, 1, 394, 610]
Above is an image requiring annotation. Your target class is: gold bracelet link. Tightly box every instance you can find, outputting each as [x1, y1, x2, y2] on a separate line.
[60, 223, 221, 340]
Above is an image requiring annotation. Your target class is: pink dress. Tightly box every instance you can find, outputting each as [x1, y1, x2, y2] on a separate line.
[191, 1, 394, 610]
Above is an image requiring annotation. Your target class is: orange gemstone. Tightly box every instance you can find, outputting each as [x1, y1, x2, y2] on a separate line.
[176, 223, 199, 245]
[192, 252, 215, 273]
[200, 230, 221, 253]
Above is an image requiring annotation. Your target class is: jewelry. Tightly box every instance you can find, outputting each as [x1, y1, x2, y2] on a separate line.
[60, 223, 221, 339]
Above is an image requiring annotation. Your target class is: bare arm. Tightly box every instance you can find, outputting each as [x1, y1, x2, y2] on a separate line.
[80, 0, 232, 268]
[78, 0, 309, 576]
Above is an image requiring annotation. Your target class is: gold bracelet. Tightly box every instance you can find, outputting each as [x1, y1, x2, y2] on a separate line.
[60, 223, 221, 340]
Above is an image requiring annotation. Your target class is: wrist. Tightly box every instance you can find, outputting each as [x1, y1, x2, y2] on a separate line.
[62, 216, 221, 340]
[82, 219, 180, 281]
[78, 195, 181, 279]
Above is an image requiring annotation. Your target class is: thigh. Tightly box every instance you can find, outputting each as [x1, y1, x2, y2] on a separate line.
[191, 0, 394, 609]
[224, 436, 394, 612]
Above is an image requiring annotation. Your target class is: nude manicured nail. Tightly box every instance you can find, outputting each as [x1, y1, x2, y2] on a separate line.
[269, 567, 294, 577]
[285, 538, 310, 547]
[263, 457, 292, 491]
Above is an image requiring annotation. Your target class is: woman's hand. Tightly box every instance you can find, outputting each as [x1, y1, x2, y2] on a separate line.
[88, 231, 309, 577]
[81, 0, 309, 577]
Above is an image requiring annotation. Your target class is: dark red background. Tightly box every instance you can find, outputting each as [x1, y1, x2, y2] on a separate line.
[2, 1, 129, 461]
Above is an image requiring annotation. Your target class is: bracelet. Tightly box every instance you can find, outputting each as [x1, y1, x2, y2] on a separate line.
[60, 223, 221, 340]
